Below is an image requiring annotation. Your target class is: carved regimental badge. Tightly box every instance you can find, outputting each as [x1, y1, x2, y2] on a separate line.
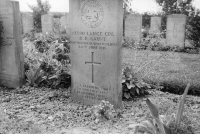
[81, 0, 104, 28]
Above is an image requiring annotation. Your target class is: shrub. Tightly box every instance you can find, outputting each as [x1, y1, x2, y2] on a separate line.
[122, 67, 151, 100]
[187, 15, 200, 48]
[23, 33, 71, 88]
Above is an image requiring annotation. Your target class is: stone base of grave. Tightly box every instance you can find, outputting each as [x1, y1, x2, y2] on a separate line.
[0, 73, 23, 88]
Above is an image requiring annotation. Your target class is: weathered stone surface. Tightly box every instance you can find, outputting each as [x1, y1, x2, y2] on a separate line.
[0, 0, 24, 88]
[41, 14, 54, 33]
[53, 17, 61, 34]
[70, 0, 123, 108]
[125, 14, 142, 43]
[166, 14, 187, 47]
[21, 13, 34, 33]
[149, 16, 161, 34]
[60, 14, 70, 36]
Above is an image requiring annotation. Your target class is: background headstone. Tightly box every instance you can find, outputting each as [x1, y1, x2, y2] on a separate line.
[53, 17, 61, 34]
[166, 14, 187, 47]
[125, 14, 142, 43]
[70, 0, 123, 107]
[60, 14, 70, 36]
[21, 13, 34, 34]
[149, 16, 161, 34]
[41, 14, 54, 33]
[0, 0, 24, 88]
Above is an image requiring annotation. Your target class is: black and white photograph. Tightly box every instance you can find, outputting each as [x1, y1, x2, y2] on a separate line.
[0, 0, 200, 133]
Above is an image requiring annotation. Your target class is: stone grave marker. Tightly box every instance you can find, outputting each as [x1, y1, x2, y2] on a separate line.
[41, 14, 54, 33]
[60, 14, 70, 35]
[166, 14, 187, 47]
[70, 0, 123, 107]
[149, 16, 161, 34]
[53, 17, 61, 34]
[0, 0, 24, 88]
[21, 13, 34, 33]
[125, 14, 142, 43]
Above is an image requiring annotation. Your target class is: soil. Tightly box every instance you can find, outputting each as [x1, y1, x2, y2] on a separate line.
[0, 86, 199, 134]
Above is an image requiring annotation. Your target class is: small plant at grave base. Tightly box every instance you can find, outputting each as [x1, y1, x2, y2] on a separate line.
[133, 83, 192, 134]
[92, 100, 119, 123]
[122, 66, 151, 100]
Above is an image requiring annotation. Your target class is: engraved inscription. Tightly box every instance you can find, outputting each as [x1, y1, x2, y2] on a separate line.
[81, 0, 104, 28]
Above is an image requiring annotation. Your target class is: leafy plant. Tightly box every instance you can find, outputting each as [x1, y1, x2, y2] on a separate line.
[23, 33, 71, 88]
[25, 65, 44, 87]
[133, 83, 191, 134]
[122, 67, 151, 100]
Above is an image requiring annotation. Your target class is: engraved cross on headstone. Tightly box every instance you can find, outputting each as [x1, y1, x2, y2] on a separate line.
[85, 52, 101, 83]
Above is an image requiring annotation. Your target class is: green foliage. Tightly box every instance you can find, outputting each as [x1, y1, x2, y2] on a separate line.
[122, 67, 151, 100]
[23, 33, 71, 88]
[29, 0, 51, 32]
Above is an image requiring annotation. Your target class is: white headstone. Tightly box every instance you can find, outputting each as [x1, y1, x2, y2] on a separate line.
[149, 16, 161, 34]
[60, 14, 70, 36]
[0, 0, 24, 88]
[125, 14, 142, 43]
[22, 13, 34, 33]
[41, 14, 54, 33]
[70, 0, 123, 107]
[166, 14, 187, 47]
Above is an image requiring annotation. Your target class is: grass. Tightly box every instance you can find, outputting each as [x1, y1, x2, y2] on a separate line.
[122, 48, 200, 95]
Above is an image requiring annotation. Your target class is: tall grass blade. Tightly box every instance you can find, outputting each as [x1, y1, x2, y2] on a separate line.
[146, 99, 168, 134]
[175, 83, 190, 129]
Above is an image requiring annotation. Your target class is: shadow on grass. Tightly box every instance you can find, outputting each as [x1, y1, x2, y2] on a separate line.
[160, 82, 200, 96]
